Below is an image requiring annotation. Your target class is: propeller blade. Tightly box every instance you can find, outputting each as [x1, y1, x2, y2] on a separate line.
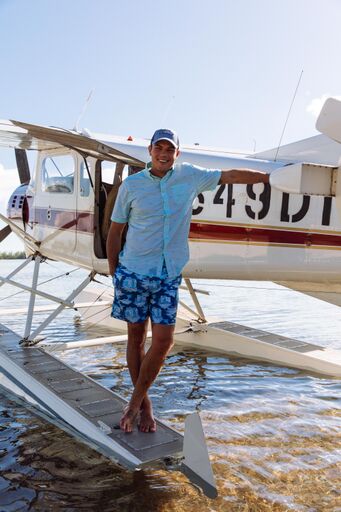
[15, 148, 30, 184]
[0, 225, 11, 243]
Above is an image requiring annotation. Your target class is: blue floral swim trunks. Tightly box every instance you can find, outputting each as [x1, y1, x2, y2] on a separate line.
[111, 265, 182, 325]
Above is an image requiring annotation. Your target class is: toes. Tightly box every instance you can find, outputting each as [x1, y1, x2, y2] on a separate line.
[138, 421, 149, 433]
[138, 416, 156, 433]
[120, 419, 131, 432]
[120, 408, 138, 432]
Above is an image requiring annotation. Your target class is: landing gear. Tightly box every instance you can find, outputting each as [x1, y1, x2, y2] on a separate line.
[0, 252, 95, 346]
[179, 278, 209, 324]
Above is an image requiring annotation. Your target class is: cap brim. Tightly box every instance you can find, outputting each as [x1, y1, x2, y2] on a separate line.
[151, 137, 178, 148]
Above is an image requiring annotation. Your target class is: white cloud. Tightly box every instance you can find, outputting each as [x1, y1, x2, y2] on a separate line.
[306, 94, 341, 118]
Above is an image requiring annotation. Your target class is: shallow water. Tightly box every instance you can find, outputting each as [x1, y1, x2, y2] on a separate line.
[0, 260, 340, 511]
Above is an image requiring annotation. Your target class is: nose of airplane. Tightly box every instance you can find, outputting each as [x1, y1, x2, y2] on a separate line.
[7, 183, 29, 229]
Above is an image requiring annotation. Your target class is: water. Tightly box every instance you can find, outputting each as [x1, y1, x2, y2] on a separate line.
[0, 260, 340, 511]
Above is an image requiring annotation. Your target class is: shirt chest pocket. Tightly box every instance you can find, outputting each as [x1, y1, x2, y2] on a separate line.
[170, 183, 195, 207]
[132, 191, 163, 217]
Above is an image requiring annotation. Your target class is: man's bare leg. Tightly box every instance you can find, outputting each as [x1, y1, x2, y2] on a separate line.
[123, 320, 155, 432]
[120, 323, 175, 433]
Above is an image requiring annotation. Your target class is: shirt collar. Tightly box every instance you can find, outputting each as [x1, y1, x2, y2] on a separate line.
[143, 165, 174, 181]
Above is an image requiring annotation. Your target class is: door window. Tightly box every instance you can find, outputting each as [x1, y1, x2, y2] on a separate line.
[41, 154, 75, 194]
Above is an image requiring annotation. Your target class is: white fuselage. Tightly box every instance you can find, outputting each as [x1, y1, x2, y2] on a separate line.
[9, 135, 341, 284]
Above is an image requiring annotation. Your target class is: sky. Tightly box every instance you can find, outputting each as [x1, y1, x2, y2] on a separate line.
[1, 0, 341, 251]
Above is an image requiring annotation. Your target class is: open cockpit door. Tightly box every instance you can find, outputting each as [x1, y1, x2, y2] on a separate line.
[93, 160, 144, 259]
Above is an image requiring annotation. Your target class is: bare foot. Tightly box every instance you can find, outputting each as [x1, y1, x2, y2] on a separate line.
[120, 406, 139, 433]
[139, 397, 156, 433]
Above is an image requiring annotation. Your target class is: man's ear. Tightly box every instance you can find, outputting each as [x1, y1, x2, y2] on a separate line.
[148, 144, 152, 155]
[176, 148, 180, 158]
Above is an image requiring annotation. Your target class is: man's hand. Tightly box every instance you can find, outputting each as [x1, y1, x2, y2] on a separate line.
[106, 221, 127, 276]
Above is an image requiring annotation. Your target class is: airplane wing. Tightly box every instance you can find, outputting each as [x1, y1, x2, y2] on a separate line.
[0, 119, 145, 167]
[249, 133, 341, 166]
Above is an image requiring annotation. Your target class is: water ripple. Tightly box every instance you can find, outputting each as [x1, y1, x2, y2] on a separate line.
[0, 262, 340, 511]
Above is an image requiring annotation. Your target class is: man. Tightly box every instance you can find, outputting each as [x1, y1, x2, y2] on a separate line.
[106, 128, 269, 433]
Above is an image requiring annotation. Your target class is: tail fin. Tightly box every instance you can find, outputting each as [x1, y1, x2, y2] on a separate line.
[181, 412, 217, 499]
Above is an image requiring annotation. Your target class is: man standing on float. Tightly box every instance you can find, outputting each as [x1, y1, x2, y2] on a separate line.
[106, 129, 269, 433]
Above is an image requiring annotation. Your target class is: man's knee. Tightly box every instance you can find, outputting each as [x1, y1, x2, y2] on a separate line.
[128, 321, 148, 346]
[152, 324, 175, 355]
[155, 337, 174, 354]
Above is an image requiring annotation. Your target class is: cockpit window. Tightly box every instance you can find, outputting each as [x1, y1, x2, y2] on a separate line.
[41, 154, 75, 194]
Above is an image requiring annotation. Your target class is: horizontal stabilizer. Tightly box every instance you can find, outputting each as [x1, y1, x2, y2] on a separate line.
[250, 134, 341, 166]
[316, 97, 341, 144]
[181, 413, 217, 499]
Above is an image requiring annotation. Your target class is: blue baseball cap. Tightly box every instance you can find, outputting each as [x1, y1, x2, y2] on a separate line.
[150, 128, 179, 148]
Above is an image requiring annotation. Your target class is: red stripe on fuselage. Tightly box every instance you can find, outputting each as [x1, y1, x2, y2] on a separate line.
[189, 222, 341, 247]
[32, 208, 93, 232]
[27, 208, 341, 248]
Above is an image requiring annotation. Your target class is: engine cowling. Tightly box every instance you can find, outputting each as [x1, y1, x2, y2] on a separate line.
[7, 183, 29, 230]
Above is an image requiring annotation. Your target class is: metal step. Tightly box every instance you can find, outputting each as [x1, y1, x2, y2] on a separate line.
[208, 321, 324, 353]
[203, 320, 341, 377]
[0, 324, 183, 466]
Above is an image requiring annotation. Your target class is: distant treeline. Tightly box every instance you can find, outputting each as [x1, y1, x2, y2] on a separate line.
[0, 251, 26, 259]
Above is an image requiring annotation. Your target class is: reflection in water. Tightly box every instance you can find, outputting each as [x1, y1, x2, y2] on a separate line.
[0, 261, 340, 510]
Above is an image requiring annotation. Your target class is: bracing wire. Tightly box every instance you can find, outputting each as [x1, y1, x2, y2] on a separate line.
[79, 285, 113, 318]
[274, 69, 304, 162]
[0, 265, 82, 303]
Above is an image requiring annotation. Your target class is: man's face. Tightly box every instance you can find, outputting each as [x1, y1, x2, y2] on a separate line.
[148, 140, 180, 174]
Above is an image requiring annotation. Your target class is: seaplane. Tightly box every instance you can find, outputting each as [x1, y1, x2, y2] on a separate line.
[1, 97, 341, 498]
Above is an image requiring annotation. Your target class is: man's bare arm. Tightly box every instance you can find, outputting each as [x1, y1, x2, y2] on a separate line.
[106, 221, 127, 276]
[219, 169, 269, 185]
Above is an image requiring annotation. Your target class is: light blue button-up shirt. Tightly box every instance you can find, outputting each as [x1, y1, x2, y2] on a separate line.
[111, 162, 221, 278]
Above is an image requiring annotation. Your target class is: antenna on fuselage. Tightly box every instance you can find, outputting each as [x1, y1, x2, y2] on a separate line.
[274, 69, 304, 161]
[73, 89, 94, 133]
[160, 95, 175, 125]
